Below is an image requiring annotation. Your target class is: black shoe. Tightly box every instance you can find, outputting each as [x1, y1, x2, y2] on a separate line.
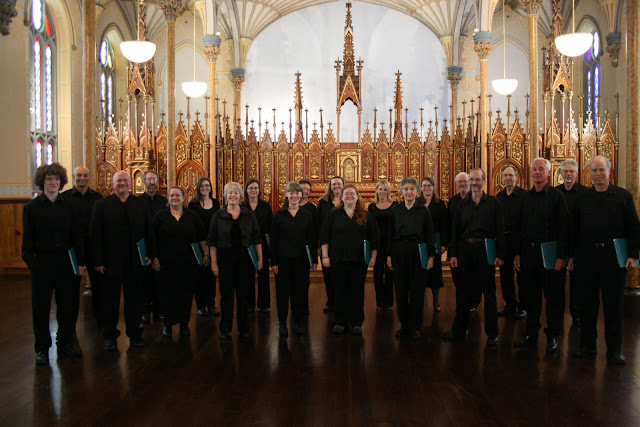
[469, 307, 476, 313]
[130, 338, 148, 348]
[259, 307, 271, 313]
[180, 325, 191, 336]
[104, 339, 117, 351]
[574, 317, 582, 328]
[395, 328, 409, 339]
[377, 306, 384, 311]
[434, 304, 441, 313]
[514, 335, 538, 348]
[292, 323, 304, 335]
[323, 305, 334, 313]
[332, 325, 345, 334]
[35, 351, 49, 365]
[546, 337, 559, 353]
[197, 309, 208, 317]
[441, 330, 464, 341]
[497, 307, 515, 317]
[487, 336, 499, 346]
[607, 353, 626, 365]
[573, 346, 597, 358]
[351, 326, 363, 335]
[239, 332, 250, 341]
[219, 332, 230, 341]
[209, 307, 220, 317]
[411, 330, 422, 341]
[162, 326, 172, 337]
[279, 325, 288, 337]
[512, 310, 526, 320]
[57, 343, 82, 357]
[158, 314, 166, 322]
[141, 314, 150, 324]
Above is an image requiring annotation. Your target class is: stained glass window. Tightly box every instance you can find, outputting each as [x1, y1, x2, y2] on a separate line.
[29, 0, 56, 177]
[584, 31, 600, 127]
[99, 39, 116, 125]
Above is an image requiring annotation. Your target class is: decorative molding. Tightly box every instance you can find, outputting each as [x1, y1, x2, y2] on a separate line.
[521, 0, 543, 15]
[159, 0, 183, 21]
[606, 32, 621, 68]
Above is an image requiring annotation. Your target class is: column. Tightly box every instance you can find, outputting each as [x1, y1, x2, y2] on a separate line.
[83, 0, 96, 176]
[161, 0, 183, 187]
[447, 66, 462, 123]
[627, 1, 639, 205]
[203, 34, 221, 190]
[231, 68, 246, 129]
[473, 31, 491, 173]
[522, 0, 542, 171]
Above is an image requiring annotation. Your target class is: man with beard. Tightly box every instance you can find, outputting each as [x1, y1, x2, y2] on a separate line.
[138, 170, 167, 323]
[90, 171, 155, 350]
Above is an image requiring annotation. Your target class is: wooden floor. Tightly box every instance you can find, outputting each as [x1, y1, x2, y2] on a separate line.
[2, 271, 640, 426]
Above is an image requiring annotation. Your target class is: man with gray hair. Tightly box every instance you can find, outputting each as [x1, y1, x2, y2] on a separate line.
[513, 157, 569, 353]
[555, 158, 588, 328]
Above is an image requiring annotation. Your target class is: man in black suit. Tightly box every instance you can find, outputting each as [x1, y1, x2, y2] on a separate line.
[90, 170, 155, 350]
[138, 170, 167, 323]
[62, 166, 103, 330]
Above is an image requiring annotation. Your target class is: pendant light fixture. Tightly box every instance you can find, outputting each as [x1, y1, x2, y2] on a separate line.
[181, 5, 208, 98]
[554, 0, 593, 57]
[491, 0, 518, 96]
[120, 0, 157, 63]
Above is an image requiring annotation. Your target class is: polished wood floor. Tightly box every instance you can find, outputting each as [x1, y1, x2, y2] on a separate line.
[2, 270, 640, 426]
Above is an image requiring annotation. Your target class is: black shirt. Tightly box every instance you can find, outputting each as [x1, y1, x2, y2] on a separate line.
[187, 199, 220, 233]
[447, 193, 469, 238]
[22, 193, 83, 269]
[318, 198, 338, 234]
[243, 199, 273, 238]
[152, 208, 206, 270]
[426, 198, 448, 249]
[321, 208, 380, 264]
[515, 184, 569, 259]
[61, 186, 103, 239]
[368, 201, 398, 254]
[496, 186, 525, 233]
[388, 203, 435, 257]
[572, 184, 640, 257]
[139, 192, 168, 217]
[449, 193, 505, 260]
[270, 207, 315, 265]
[300, 201, 319, 239]
[207, 205, 261, 249]
[555, 182, 589, 214]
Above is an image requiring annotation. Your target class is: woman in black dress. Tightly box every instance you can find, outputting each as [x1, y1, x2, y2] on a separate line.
[243, 179, 273, 313]
[208, 182, 262, 341]
[367, 179, 397, 311]
[187, 177, 220, 317]
[317, 176, 344, 313]
[387, 177, 435, 340]
[420, 177, 448, 312]
[321, 184, 379, 335]
[152, 186, 207, 337]
[271, 182, 315, 336]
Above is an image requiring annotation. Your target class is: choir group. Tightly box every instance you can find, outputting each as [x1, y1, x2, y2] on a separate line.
[22, 154, 639, 366]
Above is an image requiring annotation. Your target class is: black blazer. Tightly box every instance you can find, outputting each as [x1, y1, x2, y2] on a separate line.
[207, 205, 261, 249]
[90, 193, 156, 276]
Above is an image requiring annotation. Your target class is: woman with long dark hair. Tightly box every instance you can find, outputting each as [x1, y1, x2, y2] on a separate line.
[368, 179, 397, 311]
[243, 179, 273, 313]
[321, 184, 379, 335]
[317, 176, 344, 313]
[420, 177, 448, 312]
[188, 177, 220, 317]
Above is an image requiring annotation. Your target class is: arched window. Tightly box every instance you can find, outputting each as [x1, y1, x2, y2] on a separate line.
[99, 38, 116, 127]
[29, 0, 56, 169]
[584, 30, 600, 127]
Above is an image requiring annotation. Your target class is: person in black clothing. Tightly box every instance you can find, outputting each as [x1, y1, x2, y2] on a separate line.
[208, 182, 262, 341]
[322, 184, 379, 335]
[243, 179, 273, 313]
[570, 156, 640, 365]
[420, 177, 447, 313]
[555, 159, 589, 327]
[442, 168, 503, 346]
[90, 170, 155, 351]
[299, 179, 318, 315]
[138, 170, 167, 324]
[317, 176, 344, 313]
[368, 179, 397, 311]
[271, 182, 315, 336]
[387, 177, 434, 341]
[495, 165, 526, 320]
[152, 186, 207, 338]
[61, 166, 103, 330]
[22, 163, 85, 365]
[188, 177, 221, 317]
[513, 158, 569, 353]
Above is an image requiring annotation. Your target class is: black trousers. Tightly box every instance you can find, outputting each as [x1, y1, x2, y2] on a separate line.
[274, 256, 306, 325]
[450, 243, 498, 337]
[249, 262, 271, 310]
[71, 266, 103, 329]
[559, 268, 578, 319]
[520, 244, 564, 338]
[101, 267, 144, 340]
[322, 265, 335, 308]
[392, 241, 428, 332]
[31, 252, 75, 352]
[451, 259, 482, 307]
[373, 251, 394, 308]
[218, 254, 254, 334]
[575, 246, 627, 354]
[426, 254, 444, 289]
[142, 266, 160, 315]
[333, 261, 368, 327]
[499, 236, 521, 310]
[194, 266, 216, 312]
[159, 268, 196, 326]
[303, 268, 311, 312]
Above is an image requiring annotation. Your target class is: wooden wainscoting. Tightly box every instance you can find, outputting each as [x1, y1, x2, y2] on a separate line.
[0, 199, 29, 275]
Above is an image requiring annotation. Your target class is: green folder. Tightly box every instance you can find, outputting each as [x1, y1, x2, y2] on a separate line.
[612, 238, 639, 268]
[67, 248, 80, 276]
[418, 242, 429, 270]
[191, 243, 205, 266]
[435, 232, 442, 255]
[364, 240, 371, 265]
[306, 245, 315, 268]
[484, 238, 496, 265]
[248, 244, 259, 270]
[540, 241, 558, 270]
[137, 237, 147, 266]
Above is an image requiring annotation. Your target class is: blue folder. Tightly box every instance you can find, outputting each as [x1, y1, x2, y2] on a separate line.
[364, 240, 371, 265]
[484, 238, 496, 265]
[248, 244, 259, 270]
[191, 243, 205, 266]
[418, 242, 429, 270]
[137, 238, 147, 267]
[541, 241, 558, 270]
